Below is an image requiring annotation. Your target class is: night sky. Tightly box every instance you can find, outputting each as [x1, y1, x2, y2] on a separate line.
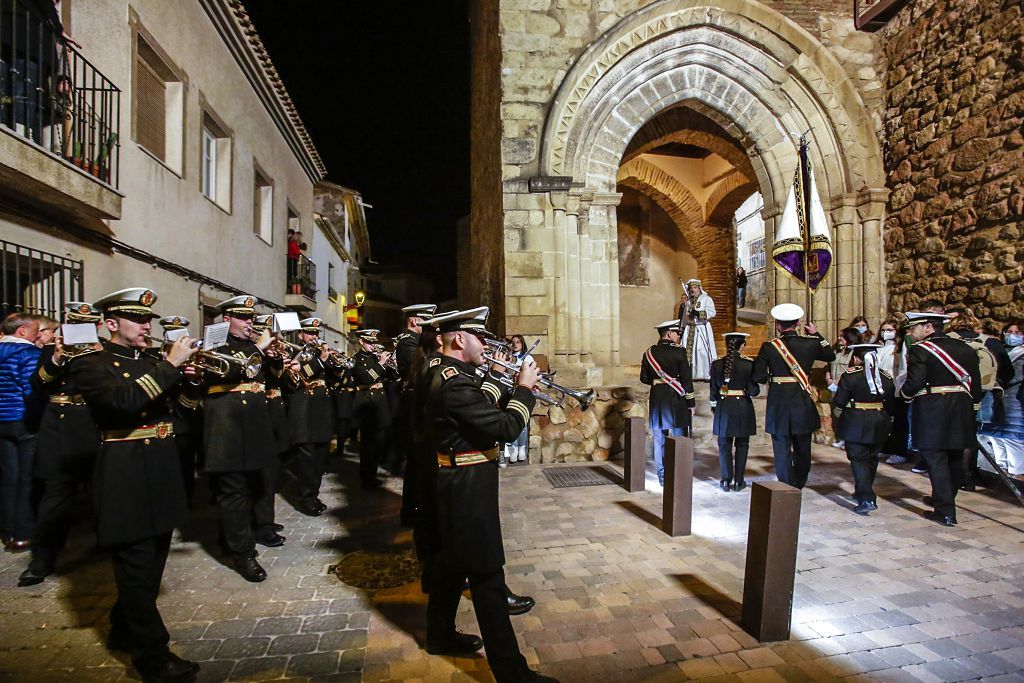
[244, 1, 470, 300]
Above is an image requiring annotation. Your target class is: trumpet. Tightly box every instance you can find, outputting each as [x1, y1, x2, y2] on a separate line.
[482, 352, 595, 410]
[270, 337, 318, 363]
[54, 337, 100, 360]
[145, 335, 262, 379]
[314, 340, 355, 370]
[371, 343, 398, 372]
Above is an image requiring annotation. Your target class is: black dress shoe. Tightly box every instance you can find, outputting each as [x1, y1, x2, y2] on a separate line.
[270, 523, 284, 532]
[233, 555, 268, 582]
[922, 495, 934, 507]
[295, 500, 322, 517]
[255, 532, 285, 548]
[852, 501, 873, 516]
[18, 564, 53, 587]
[507, 592, 535, 615]
[138, 653, 199, 683]
[732, 480, 747, 492]
[719, 480, 730, 492]
[314, 498, 328, 513]
[923, 510, 957, 527]
[425, 631, 483, 656]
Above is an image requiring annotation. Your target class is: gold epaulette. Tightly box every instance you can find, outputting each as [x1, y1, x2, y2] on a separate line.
[441, 366, 459, 381]
[845, 366, 862, 373]
[429, 357, 441, 368]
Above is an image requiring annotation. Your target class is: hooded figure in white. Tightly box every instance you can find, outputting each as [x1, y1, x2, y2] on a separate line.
[677, 278, 718, 381]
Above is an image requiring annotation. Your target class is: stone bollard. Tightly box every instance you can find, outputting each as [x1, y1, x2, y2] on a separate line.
[623, 416, 646, 492]
[663, 435, 694, 536]
[741, 481, 802, 642]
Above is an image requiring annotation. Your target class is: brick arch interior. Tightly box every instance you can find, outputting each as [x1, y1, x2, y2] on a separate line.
[617, 157, 737, 334]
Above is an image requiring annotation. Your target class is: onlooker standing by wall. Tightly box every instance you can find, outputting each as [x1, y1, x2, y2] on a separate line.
[736, 267, 747, 308]
[287, 229, 301, 282]
[827, 327, 863, 449]
[0, 313, 42, 550]
[850, 316, 876, 344]
[979, 321, 1024, 477]
[501, 335, 534, 466]
[876, 320, 899, 376]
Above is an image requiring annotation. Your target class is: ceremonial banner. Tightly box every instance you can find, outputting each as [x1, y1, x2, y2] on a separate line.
[772, 138, 833, 291]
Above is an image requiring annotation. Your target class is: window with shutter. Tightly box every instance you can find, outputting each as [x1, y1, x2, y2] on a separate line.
[136, 57, 166, 160]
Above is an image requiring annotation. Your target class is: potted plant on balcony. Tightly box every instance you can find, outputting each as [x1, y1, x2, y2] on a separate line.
[92, 132, 117, 182]
[288, 278, 303, 295]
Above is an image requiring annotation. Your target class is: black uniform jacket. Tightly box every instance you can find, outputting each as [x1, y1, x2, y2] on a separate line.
[709, 355, 760, 438]
[428, 356, 536, 574]
[329, 365, 356, 422]
[202, 335, 276, 472]
[30, 345, 101, 479]
[262, 355, 291, 454]
[752, 331, 835, 435]
[899, 332, 982, 450]
[412, 353, 444, 558]
[833, 366, 897, 445]
[351, 349, 398, 428]
[71, 343, 190, 546]
[640, 340, 695, 432]
[284, 355, 335, 445]
[395, 331, 420, 384]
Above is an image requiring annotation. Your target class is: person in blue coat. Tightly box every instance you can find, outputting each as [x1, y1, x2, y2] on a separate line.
[709, 333, 760, 491]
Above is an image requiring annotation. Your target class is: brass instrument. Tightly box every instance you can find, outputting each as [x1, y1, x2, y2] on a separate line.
[371, 343, 398, 372]
[483, 349, 595, 410]
[53, 338, 99, 360]
[145, 335, 261, 379]
[315, 340, 355, 370]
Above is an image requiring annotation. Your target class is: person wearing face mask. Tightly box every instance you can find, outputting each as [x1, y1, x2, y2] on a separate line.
[876, 320, 909, 464]
[978, 321, 1024, 481]
[827, 328, 862, 449]
[849, 316, 875, 344]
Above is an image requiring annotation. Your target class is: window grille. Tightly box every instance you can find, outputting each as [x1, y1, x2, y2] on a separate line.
[0, 239, 84, 319]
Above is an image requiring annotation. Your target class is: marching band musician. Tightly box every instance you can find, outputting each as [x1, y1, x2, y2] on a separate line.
[203, 296, 279, 582]
[158, 315, 202, 504]
[676, 278, 717, 381]
[423, 307, 556, 683]
[70, 288, 201, 682]
[18, 302, 103, 587]
[899, 311, 982, 526]
[640, 319, 695, 488]
[709, 332, 759, 492]
[351, 328, 399, 491]
[284, 317, 336, 516]
[396, 303, 437, 525]
[252, 314, 288, 541]
[752, 303, 835, 489]
[832, 344, 897, 515]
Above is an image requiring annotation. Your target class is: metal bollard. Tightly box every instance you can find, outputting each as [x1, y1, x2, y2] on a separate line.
[741, 481, 802, 642]
[663, 435, 694, 536]
[623, 416, 646, 492]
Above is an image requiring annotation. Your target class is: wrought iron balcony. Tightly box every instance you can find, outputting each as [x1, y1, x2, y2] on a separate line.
[1, 0, 121, 189]
[285, 253, 317, 310]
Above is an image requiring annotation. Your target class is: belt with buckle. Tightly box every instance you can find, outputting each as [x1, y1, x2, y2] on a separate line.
[208, 382, 265, 395]
[304, 380, 327, 389]
[849, 401, 883, 410]
[771, 376, 799, 384]
[720, 389, 747, 397]
[49, 394, 86, 405]
[914, 385, 968, 397]
[266, 388, 282, 400]
[102, 422, 174, 442]
[357, 383, 384, 391]
[436, 447, 500, 468]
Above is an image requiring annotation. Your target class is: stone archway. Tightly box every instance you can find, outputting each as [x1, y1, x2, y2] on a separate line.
[521, 0, 887, 381]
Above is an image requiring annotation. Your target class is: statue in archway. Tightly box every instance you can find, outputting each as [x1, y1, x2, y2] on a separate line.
[677, 278, 717, 381]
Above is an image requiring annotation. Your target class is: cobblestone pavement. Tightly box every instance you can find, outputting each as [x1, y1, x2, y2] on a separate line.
[2, 442, 1024, 682]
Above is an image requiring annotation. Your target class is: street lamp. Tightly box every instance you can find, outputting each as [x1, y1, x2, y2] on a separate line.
[353, 290, 366, 307]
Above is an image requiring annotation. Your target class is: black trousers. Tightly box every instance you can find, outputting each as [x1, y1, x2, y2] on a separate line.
[252, 456, 280, 535]
[770, 433, 812, 488]
[292, 442, 329, 501]
[175, 433, 199, 504]
[846, 442, 880, 503]
[213, 470, 264, 557]
[717, 436, 749, 484]
[29, 478, 79, 571]
[109, 532, 172, 672]
[355, 391, 390, 486]
[427, 565, 529, 683]
[921, 449, 964, 518]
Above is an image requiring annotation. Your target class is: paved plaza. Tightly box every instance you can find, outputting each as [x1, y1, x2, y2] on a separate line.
[1, 443, 1024, 682]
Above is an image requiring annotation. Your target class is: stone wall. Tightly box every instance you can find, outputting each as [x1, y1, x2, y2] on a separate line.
[881, 0, 1024, 322]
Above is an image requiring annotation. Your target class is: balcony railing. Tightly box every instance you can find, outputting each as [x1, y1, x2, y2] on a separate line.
[0, 0, 121, 187]
[1, 238, 85, 319]
[287, 254, 317, 299]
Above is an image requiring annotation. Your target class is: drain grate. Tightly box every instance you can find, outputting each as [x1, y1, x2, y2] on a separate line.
[329, 548, 420, 589]
[542, 465, 620, 489]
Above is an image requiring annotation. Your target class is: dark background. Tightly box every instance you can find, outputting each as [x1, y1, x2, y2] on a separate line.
[244, 1, 470, 300]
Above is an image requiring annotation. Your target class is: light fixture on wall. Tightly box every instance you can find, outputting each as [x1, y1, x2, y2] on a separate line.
[353, 290, 366, 307]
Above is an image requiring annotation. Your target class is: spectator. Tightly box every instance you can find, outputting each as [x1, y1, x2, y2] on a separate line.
[0, 312, 42, 551]
[850, 316, 875, 344]
[876, 319, 899, 376]
[501, 335, 534, 467]
[736, 267, 747, 308]
[827, 327, 862, 449]
[32, 315, 58, 348]
[287, 230, 301, 281]
[978, 321, 1023, 480]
